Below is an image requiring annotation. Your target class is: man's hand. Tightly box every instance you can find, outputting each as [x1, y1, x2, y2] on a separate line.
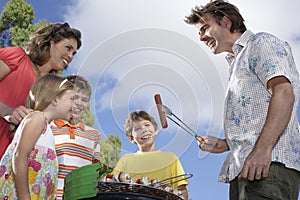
[239, 147, 272, 181]
[197, 136, 229, 153]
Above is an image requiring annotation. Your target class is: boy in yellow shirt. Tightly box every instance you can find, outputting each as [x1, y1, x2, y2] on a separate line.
[112, 110, 188, 199]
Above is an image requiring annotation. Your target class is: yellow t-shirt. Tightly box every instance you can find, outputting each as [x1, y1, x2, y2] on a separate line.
[112, 150, 188, 188]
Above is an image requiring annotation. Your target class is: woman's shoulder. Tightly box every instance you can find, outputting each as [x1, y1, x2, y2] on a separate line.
[0, 46, 26, 55]
[0, 47, 29, 70]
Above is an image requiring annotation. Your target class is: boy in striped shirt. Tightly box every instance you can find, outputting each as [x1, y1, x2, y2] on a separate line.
[51, 75, 101, 200]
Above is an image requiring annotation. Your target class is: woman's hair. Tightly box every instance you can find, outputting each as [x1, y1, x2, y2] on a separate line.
[26, 74, 73, 111]
[25, 22, 82, 66]
[64, 74, 91, 99]
[184, 0, 246, 33]
[124, 110, 158, 137]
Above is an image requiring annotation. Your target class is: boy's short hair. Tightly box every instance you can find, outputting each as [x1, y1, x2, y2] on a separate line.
[124, 110, 158, 137]
[65, 74, 92, 99]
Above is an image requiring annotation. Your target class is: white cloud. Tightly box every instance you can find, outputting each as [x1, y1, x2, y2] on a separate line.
[61, 2, 300, 198]
[63, 0, 300, 139]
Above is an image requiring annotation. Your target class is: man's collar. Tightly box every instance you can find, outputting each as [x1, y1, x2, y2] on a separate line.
[234, 30, 254, 48]
[226, 30, 254, 64]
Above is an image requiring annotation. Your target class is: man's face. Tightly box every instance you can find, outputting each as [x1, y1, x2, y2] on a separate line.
[196, 15, 232, 54]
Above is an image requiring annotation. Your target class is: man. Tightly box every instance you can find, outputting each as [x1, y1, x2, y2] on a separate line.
[185, 0, 300, 199]
[51, 75, 101, 200]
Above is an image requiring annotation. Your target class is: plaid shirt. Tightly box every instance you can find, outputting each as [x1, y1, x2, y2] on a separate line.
[218, 30, 300, 183]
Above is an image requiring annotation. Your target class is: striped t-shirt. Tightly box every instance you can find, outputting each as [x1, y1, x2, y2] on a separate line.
[51, 119, 101, 200]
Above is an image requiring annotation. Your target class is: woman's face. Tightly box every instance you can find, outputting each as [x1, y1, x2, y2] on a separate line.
[48, 38, 78, 71]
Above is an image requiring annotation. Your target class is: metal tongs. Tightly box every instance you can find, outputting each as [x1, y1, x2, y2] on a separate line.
[150, 173, 193, 187]
[154, 94, 203, 142]
[162, 104, 203, 142]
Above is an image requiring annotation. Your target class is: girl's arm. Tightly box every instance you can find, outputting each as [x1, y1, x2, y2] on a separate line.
[12, 112, 45, 200]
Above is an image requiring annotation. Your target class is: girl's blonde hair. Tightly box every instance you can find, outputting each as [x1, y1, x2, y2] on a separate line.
[26, 74, 73, 110]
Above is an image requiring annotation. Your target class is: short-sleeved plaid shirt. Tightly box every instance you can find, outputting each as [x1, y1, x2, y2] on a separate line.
[218, 30, 300, 183]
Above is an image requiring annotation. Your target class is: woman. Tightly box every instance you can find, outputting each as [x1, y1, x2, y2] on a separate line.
[0, 22, 82, 159]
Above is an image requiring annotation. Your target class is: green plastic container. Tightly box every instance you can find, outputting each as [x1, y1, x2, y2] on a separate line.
[63, 163, 100, 200]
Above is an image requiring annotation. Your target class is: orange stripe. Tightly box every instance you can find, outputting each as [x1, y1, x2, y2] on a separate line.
[57, 152, 93, 161]
[53, 129, 100, 140]
[55, 145, 96, 152]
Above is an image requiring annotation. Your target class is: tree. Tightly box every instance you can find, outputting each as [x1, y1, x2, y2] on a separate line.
[80, 105, 94, 127]
[98, 135, 122, 178]
[0, 0, 48, 48]
[0, 0, 94, 126]
[0, 0, 122, 167]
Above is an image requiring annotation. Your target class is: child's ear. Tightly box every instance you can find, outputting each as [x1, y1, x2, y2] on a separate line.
[51, 98, 58, 106]
[127, 135, 136, 144]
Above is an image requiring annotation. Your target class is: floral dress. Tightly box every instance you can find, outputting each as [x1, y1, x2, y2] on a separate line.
[0, 113, 58, 200]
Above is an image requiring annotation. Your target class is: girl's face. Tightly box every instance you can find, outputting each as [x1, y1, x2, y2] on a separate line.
[48, 38, 78, 71]
[55, 90, 74, 121]
[131, 119, 157, 150]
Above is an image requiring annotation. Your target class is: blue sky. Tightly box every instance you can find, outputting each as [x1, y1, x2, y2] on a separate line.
[1, 0, 300, 199]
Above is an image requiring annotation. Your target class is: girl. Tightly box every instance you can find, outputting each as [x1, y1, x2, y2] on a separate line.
[0, 74, 74, 200]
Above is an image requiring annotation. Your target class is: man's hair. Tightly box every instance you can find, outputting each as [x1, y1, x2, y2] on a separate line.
[184, 0, 246, 33]
[124, 110, 158, 137]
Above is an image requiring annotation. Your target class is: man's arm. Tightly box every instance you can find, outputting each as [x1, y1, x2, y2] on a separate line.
[239, 76, 294, 181]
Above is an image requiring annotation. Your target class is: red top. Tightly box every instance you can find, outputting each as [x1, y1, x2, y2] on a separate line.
[0, 47, 37, 158]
